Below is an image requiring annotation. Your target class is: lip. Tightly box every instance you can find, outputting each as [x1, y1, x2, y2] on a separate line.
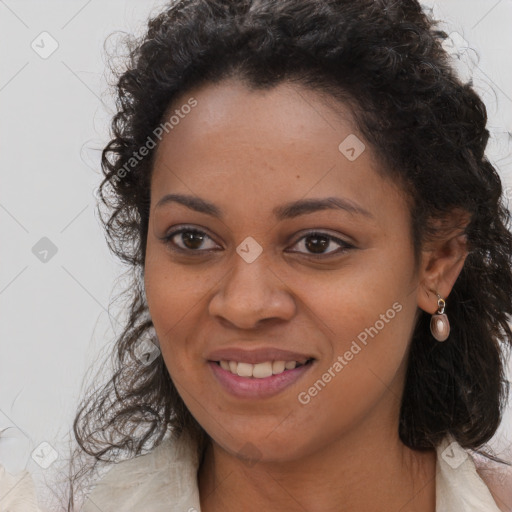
[208, 359, 315, 399]
[206, 347, 314, 365]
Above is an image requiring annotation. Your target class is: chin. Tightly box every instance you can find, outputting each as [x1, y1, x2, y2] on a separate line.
[207, 426, 308, 465]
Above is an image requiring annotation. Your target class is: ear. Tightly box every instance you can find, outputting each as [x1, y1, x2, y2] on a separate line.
[416, 209, 471, 315]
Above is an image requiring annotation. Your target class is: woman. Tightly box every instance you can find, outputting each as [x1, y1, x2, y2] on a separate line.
[68, 0, 512, 511]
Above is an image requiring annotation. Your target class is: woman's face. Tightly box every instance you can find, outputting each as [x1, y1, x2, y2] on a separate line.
[144, 78, 424, 462]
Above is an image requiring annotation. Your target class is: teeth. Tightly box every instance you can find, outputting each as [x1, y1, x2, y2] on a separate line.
[217, 359, 310, 378]
[272, 360, 285, 374]
[236, 362, 253, 378]
[252, 362, 273, 379]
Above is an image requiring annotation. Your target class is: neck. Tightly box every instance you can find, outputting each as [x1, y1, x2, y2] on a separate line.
[198, 418, 437, 512]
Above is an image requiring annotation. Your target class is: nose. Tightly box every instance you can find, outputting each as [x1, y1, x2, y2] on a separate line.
[208, 253, 296, 330]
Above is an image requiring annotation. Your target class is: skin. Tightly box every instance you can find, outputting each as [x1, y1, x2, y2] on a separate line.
[144, 78, 469, 512]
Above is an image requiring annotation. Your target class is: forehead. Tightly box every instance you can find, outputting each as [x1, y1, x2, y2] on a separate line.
[150, 79, 408, 226]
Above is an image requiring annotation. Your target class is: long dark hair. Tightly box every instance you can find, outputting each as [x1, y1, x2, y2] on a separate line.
[65, 0, 512, 509]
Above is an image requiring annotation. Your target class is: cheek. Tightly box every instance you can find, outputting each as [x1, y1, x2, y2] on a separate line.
[289, 253, 414, 406]
[144, 253, 211, 365]
[292, 304, 412, 450]
[283, 248, 410, 344]
[144, 235, 218, 324]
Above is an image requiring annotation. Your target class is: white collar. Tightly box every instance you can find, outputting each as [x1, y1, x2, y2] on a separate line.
[435, 434, 503, 511]
[83, 430, 503, 512]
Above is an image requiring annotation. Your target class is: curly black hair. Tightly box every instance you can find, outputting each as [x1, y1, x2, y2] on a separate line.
[66, 0, 512, 509]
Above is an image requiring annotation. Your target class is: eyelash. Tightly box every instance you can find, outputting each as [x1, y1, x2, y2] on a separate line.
[161, 226, 354, 258]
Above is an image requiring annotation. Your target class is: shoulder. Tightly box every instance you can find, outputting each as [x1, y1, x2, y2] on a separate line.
[435, 435, 510, 512]
[82, 430, 202, 512]
[0, 464, 43, 512]
[474, 455, 512, 512]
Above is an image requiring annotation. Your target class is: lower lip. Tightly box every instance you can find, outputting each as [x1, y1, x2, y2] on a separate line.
[208, 360, 314, 399]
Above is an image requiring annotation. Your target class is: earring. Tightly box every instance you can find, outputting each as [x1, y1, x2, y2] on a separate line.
[430, 293, 450, 342]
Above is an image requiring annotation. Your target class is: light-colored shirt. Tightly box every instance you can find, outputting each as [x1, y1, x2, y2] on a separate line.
[82, 430, 505, 512]
[0, 465, 43, 512]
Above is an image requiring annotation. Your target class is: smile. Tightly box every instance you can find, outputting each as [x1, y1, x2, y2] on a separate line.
[208, 358, 315, 399]
[216, 359, 313, 378]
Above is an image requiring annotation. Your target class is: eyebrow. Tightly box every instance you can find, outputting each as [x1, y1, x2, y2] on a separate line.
[155, 193, 374, 220]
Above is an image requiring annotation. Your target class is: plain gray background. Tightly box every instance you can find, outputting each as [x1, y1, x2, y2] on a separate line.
[1, 1, 511, 509]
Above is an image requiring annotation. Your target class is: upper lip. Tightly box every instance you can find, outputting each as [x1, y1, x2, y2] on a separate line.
[207, 347, 315, 365]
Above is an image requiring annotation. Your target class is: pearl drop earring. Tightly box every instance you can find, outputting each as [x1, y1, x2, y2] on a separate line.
[430, 293, 450, 342]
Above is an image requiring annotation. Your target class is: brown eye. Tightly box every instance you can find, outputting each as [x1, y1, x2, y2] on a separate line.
[289, 231, 354, 257]
[162, 227, 220, 253]
[180, 230, 206, 250]
[304, 234, 330, 254]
